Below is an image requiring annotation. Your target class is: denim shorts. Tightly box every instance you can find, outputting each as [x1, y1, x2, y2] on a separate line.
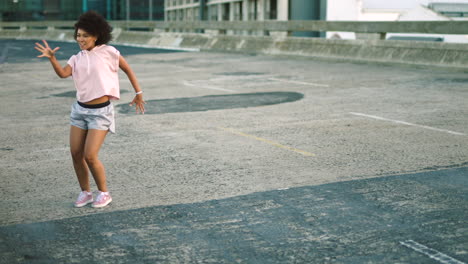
[70, 101, 115, 133]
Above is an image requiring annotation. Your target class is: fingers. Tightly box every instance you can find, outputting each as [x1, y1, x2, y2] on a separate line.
[35, 40, 59, 56]
[129, 104, 143, 114]
[130, 97, 146, 114]
[34, 45, 47, 58]
[42, 39, 50, 49]
[135, 101, 146, 114]
[138, 103, 145, 114]
[135, 103, 145, 114]
[35, 42, 45, 50]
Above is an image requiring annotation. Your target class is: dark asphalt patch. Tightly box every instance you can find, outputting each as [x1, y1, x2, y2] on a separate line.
[1, 167, 467, 263]
[52, 91, 76, 98]
[0, 43, 9, 64]
[0, 147, 14, 151]
[0, 39, 183, 64]
[433, 78, 468, 83]
[117, 92, 304, 114]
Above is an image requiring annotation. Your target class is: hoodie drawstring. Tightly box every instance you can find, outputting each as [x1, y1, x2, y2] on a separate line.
[82, 50, 90, 75]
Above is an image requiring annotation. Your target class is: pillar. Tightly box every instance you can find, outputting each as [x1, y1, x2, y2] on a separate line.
[277, 0, 288, 20]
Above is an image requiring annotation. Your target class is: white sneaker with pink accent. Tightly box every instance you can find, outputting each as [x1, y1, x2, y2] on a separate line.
[74, 191, 93, 208]
[92, 191, 112, 208]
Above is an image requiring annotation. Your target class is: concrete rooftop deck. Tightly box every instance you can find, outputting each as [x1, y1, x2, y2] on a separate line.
[0, 39, 467, 263]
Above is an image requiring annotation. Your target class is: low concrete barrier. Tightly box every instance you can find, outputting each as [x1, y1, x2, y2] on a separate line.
[0, 28, 75, 43]
[1, 24, 467, 68]
[113, 30, 468, 68]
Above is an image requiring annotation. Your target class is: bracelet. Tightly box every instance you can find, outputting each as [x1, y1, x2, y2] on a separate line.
[135, 91, 143, 95]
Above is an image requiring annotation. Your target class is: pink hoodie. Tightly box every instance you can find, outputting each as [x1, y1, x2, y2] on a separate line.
[67, 45, 120, 103]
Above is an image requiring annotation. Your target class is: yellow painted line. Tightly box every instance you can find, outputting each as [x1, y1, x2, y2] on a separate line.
[218, 127, 315, 157]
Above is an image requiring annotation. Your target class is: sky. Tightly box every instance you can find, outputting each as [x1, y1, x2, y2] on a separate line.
[364, 0, 468, 9]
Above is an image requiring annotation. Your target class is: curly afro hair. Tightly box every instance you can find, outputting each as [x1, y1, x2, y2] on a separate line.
[74, 11, 112, 45]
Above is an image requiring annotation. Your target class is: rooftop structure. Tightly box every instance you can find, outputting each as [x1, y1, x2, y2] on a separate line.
[428, 2, 468, 17]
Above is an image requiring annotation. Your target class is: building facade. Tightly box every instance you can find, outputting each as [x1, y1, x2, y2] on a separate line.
[165, 0, 327, 22]
[165, 0, 327, 36]
[0, 0, 165, 21]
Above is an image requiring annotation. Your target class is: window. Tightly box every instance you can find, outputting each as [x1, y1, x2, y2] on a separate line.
[222, 3, 230, 20]
[209, 5, 218, 21]
[269, 0, 277, 19]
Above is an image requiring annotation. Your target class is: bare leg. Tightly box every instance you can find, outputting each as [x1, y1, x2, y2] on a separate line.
[70, 126, 90, 192]
[84, 129, 109, 192]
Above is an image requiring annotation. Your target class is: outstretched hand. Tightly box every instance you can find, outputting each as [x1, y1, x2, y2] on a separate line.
[34, 40, 60, 58]
[130, 94, 146, 114]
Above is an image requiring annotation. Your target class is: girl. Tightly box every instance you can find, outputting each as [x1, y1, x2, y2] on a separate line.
[34, 11, 145, 208]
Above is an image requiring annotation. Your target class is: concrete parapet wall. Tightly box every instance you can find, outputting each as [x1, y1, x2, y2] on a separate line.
[1, 28, 467, 68]
[177, 33, 468, 68]
[0, 29, 75, 42]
